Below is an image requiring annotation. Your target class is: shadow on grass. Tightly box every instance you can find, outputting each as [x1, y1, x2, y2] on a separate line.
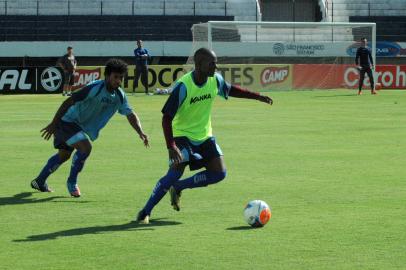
[313, 94, 356, 98]
[50, 200, 92, 204]
[0, 192, 66, 206]
[0, 192, 92, 206]
[13, 218, 182, 242]
[226, 225, 261, 231]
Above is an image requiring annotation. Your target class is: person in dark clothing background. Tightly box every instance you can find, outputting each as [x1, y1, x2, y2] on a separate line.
[355, 37, 377, 95]
[58, 46, 77, 96]
[133, 40, 151, 95]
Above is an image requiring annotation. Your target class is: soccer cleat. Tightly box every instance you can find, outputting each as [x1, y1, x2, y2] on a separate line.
[67, 182, 81, 197]
[169, 186, 181, 211]
[371, 90, 377, 95]
[357, 90, 362, 95]
[30, 179, 53, 192]
[134, 209, 150, 224]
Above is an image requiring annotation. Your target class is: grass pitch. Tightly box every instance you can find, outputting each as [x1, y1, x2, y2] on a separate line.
[0, 90, 405, 270]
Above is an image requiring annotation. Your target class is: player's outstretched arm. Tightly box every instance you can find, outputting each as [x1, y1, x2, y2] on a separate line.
[126, 112, 149, 147]
[229, 85, 273, 105]
[40, 97, 75, 140]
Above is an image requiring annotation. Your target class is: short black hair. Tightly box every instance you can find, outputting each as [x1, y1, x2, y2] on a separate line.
[104, 58, 128, 76]
[67, 46, 73, 50]
[193, 47, 213, 65]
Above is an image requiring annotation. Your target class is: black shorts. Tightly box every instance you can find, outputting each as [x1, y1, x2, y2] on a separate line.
[172, 136, 223, 170]
[64, 72, 74, 86]
[53, 120, 83, 151]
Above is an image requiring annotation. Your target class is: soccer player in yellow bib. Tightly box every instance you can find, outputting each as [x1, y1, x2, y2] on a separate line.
[135, 48, 273, 224]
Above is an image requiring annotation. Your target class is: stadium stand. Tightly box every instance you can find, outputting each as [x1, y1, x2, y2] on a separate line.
[260, 0, 325, 22]
[327, 0, 406, 22]
[326, 0, 406, 42]
[0, 15, 236, 41]
[350, 16, 406, 42]
[0, 0, 259, 42]
[0, 0, 259, 21]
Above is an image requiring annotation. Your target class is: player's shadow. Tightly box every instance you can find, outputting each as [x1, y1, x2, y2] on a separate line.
[226, 225, 261, 231]
[313, 94, 357, 98]
[0, 192, 66, 206]
[13, 218, 181, 242]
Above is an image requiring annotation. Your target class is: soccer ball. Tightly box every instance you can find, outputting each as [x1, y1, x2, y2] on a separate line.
[243, 200, 272, 227]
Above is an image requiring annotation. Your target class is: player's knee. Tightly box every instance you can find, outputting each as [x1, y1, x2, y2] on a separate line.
[59, 150, 73, 163]
[80, 143, 92, 156]
[207, 170, 227, 184]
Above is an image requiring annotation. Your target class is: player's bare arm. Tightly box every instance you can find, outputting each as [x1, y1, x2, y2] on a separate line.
[258, 95, 273, 105]
[162, 114, 182, 164]
[126, 112, 149, 147]
[229, 84, 273, 105]
[40, 97, 75, 140]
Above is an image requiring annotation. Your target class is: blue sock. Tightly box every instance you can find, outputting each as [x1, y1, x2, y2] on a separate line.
[67, 151, 89, 185]
[173, 170, 227, 192]
[36, 154, 63, 185]
[143, 169, 183, 215]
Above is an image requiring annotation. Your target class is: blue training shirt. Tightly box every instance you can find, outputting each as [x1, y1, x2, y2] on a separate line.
[134, 48, 149, 67]
[62, 80, 133, 141]
[162, 72, 231, 118]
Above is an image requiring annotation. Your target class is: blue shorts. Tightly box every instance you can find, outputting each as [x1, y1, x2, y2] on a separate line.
[172, 136, 223, 170]
[53, 120, 87, 151]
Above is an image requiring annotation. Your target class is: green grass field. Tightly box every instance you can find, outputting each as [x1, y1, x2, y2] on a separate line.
[1, 90, 405, 270]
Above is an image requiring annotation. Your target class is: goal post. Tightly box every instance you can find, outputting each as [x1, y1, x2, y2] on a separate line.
[189, 21, 377, 91]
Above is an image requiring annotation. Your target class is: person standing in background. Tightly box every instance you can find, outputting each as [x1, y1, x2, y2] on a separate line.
[58, 46, 77, 96]
[133, 40, 151, 95]
[355, 38, 377, 95]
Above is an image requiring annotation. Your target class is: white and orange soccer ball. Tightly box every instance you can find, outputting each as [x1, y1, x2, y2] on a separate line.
[243, 200, 272, 227]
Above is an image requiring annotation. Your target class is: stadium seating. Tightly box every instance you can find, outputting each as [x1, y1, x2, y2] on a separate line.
[0, 15, 237, 41]
[0, 0, 258, 42]
[326, 0, 406, 22]
[324, 0, 406, 42]
[350, 16, 406, 42]
[0, 0, 260, 21]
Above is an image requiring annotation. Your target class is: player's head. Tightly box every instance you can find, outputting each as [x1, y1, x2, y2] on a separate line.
[104, 58, 128, 90]
[137, 40, 143, 48]
[361, 37, 367, 47]
[67, 46, 73, 55]
[194, 48, 217, 77]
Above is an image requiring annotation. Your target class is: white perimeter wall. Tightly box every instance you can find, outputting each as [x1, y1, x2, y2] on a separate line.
[1, 40, 406, 58]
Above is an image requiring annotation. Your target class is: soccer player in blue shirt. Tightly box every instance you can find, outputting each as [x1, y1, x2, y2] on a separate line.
[31, 59, 149, 197]
[135, 48, 273, 224]
[133, 40, 151, 95]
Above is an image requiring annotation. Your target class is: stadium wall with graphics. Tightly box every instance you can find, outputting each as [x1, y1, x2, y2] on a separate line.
[74, 64, 293, 92]
[0, 66, 64, 94]
[75, 64, 405, 92]
[2, 64, 405, 94]
[293, 64, 406, 89]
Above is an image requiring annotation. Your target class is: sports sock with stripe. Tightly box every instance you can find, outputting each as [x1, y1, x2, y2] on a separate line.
[36, 153, 63, 185]
[67, 151, 89, 185]
[143, 169, 183, 215]
[173, 170, 227, 192]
